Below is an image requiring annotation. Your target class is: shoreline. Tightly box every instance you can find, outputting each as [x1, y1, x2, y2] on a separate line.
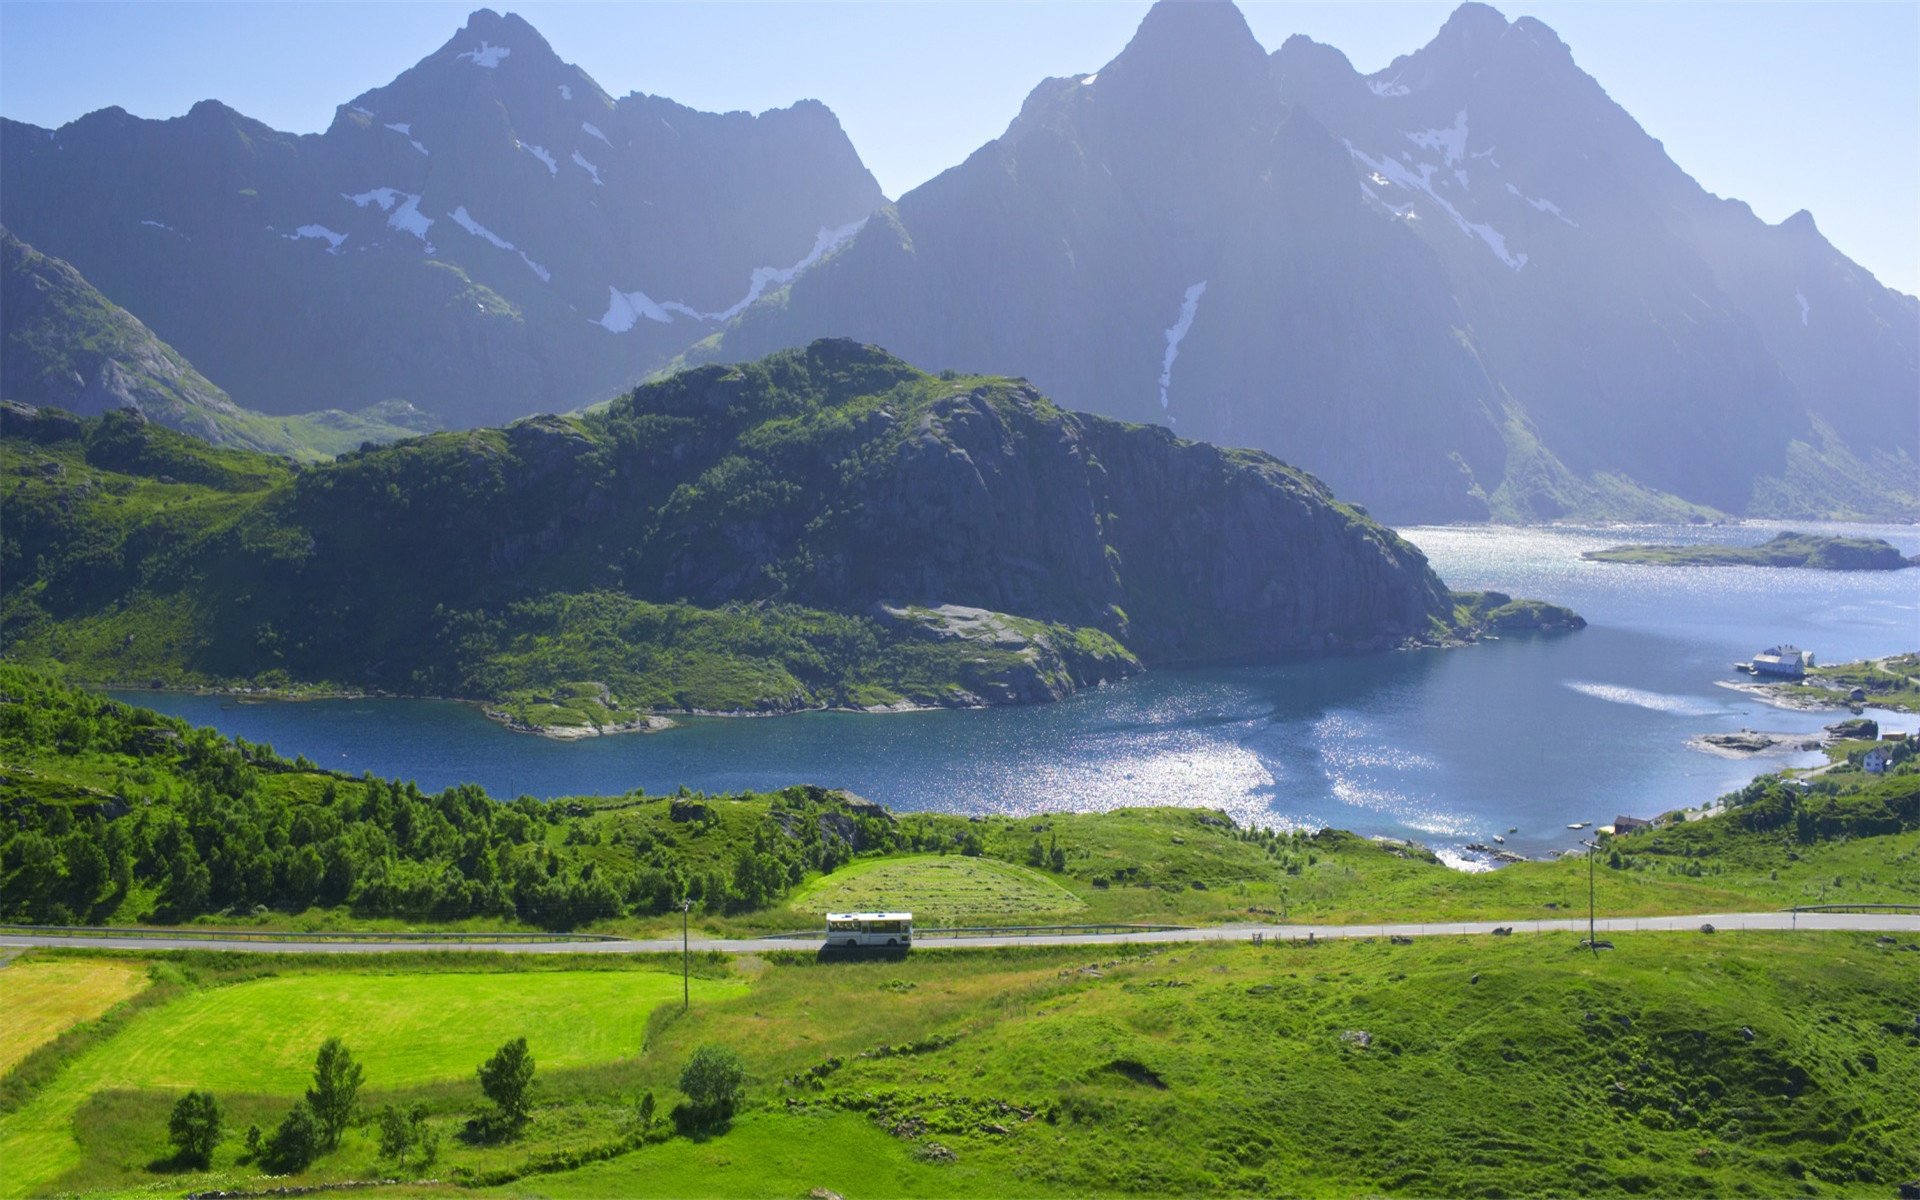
[81, 622, 1562, 737]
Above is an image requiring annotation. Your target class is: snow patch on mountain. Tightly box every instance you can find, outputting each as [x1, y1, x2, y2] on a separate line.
[1158, 281, 1208, 414]
[1081, 73, 1099, 86]
[384, 123, 430, 156]
[571, 151, 603, 186]
[1796, 291, 1810, 326]
[351, 106, 375, 118]
[457, 41, 510, 68]
[595, 220, 869, 332]
[1368, 77, 1410, 97]
[518, 142, 558, 176]
[139, 219, 178, 234]
[344, 188, 434, 246]
[1406, 110, 1469, 168]
[582, 121, 611, 146]
[519, 251, 551, 283]
[1504, 183, 1577, 227]
[284, 224, 348, 252]
[1349, 143, 1525, 271]
[451, 206, 513, 250]
[598, 287, 675, 331]
[705, 219, 868, 322]
[345, 187, 401, 212]
[558, 84, 573, 100]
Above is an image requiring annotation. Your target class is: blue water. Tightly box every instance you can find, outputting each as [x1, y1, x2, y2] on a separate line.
[112, 521, 1919, 864]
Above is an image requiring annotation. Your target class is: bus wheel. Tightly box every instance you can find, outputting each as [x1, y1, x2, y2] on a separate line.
[887, 938, 898, 947]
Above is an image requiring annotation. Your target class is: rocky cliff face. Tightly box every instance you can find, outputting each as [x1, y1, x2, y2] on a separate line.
[702, 0, 1916, 523]
[589, 340, 1456, 661]
[0, 8, 883, 427]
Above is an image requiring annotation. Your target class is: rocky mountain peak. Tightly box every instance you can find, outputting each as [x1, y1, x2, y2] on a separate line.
[1431, 2, 1512, 54]
[1780, 208, 1824, 239]
[436, 8, 561, 71]
[1103, 0, 1269, 93]
[1270, 33, 1363, 95]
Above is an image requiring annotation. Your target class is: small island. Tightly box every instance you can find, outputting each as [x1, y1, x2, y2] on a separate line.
[1583, 531, 1916, 571]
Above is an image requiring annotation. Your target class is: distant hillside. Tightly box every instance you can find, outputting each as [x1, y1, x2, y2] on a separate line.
[1, 228, 433, 460]
[699, 0, 1917, 524]
[0, 8, 882, 428]
[0, 341, 1566, 719]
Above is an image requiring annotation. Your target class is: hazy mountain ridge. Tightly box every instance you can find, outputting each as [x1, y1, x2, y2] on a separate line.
[0, 8, 883, 427]
[0, 341, 1558, 714]
[0, 228, 434, 460]
[702, 0, 1917, 523]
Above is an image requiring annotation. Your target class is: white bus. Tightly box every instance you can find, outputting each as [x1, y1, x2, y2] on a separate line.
[824, 911, 913, 948]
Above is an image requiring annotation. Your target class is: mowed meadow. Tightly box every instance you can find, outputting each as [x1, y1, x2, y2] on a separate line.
[2, 932, 1916, 1198]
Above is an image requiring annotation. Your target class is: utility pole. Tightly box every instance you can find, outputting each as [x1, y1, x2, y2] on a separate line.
[1579, 838, 1598, 953]
[681, 898, 692, 1011]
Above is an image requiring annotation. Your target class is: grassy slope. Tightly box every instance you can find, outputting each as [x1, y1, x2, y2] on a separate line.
[3, 934, 1915, 1198]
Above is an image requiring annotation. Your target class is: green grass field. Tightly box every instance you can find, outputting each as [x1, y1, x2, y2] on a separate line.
[0, 960, 146, 1076]
[3, 933, 1914, 1198]
[789, 855, 1086, 923]
[0, 962, 741, 1196]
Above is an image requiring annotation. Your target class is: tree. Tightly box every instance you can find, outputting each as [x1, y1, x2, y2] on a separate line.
[261, 1100, 321, 1174]
[306, 1038, 364, 1151]
[677, 1045, 745, 1128]
[167, 1090, 222, 1168]
[477, 1037, 535, 1130]
[414, 1104, 441, 1169]
[636, 1090, 657, 1129]
[375, 1104, 414, 1165]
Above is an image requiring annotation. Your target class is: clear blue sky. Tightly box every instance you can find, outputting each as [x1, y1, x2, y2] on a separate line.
[2, 1, 1914, 294]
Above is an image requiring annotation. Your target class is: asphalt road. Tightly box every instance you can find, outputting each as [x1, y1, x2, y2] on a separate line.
[2, 911, 1914, 956]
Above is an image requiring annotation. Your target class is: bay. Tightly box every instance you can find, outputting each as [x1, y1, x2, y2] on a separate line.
[111, 521, 1919, 864]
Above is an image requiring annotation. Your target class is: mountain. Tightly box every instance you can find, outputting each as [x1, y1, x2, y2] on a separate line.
[0, 8, 883, 428]
[0, 340, 1571, 719]
[701, 0, 1918, 523]
[0, 228, 433, 460]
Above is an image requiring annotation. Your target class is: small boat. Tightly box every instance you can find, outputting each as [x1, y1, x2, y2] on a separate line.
[1508, 827, 1518, 834]
[1567, 821, 1589, 830]
[1492, 835, 1505, 844]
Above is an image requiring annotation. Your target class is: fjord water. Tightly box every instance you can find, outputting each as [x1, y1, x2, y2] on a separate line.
[115, 523, 1918, 863]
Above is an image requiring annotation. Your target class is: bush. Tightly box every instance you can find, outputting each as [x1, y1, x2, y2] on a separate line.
[376, 1101, 437, 1169]
[676, 1044, 746, 1130]
[167, 1090, 222, 1168]
[261, 1099, 322, 1174]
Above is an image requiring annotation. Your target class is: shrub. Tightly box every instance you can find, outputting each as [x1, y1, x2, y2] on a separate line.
[677, 1044, 746, 1130]
[261, 1100, 322, 1174]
